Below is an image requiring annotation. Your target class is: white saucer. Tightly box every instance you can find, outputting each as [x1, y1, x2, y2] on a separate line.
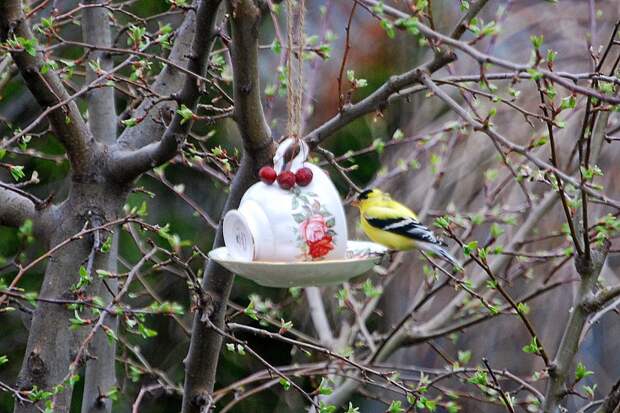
[208, 240, 388, 287]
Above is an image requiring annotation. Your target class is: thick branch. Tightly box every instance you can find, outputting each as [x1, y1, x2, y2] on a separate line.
[304, 51, 455, 148]
[180, 1, 274, 412]
[588, 284, 620, 311]
[595, 378, 620, 413]
[115, 9, 197, 151]
[305, 287, 335, 348]
[0, 186, 36, 228]
[109, 0, 222, 181]
[542, 249, 609, 412]
[13, 211, 94, 413]
[80, 3, 119, 412]
[82, 1, 117, 144]
[0, 0, 94, 175]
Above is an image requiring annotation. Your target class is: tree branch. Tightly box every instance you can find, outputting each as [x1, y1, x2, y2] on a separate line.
[82, 0, 116, 145]
[305, 0, 620, 150]
[80, 3, 119, 412]
[365, 0, 620, 105]
[180, 1, 274, 412]
[595, 378, 620, 413]
[418, 72, 620, 209]
[0, 186, 36, 228]
[305, 287, 335, 348]
[80, 235, 119, 413]
[0, 0, 94, 176]
[309, 1, 493, 409]
[109, 0, 223, 181]
[114, 8, 197, 151]
[542, 248, 609, 412]
[303, 0, 493, 148]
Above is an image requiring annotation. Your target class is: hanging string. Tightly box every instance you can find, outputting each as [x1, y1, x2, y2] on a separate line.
[286, 0, 305, 140]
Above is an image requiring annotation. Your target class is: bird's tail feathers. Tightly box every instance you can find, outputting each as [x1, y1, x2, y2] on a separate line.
[420, 242, 462, 271]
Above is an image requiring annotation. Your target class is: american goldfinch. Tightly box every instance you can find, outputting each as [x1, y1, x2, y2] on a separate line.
[352, 189, 460, 269]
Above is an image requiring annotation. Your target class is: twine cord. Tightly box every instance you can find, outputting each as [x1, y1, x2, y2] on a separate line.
[286, 0, 305, 140]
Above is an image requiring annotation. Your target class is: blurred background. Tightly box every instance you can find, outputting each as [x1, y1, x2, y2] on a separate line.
[1, 0, 620, 411]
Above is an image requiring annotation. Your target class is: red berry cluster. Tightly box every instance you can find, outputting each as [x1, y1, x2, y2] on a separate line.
[259, 166, 313, 189]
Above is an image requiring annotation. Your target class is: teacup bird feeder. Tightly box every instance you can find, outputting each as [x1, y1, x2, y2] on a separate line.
[208, 139, 388, 287]
[207, 1, 386, 287]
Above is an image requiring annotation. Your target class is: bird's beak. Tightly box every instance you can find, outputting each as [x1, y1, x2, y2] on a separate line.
[350, 199, 359, 207]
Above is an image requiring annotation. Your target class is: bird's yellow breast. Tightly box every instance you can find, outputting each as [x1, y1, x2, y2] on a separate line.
[360, 217, 416, 251]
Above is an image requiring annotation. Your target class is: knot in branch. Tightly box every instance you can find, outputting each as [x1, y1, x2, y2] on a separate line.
[574, 253, 594, 277]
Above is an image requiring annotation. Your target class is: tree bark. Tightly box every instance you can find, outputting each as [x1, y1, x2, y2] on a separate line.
[13, 180, 128, 413]
[0, 188, 36, 228]
[78, 3, 120, 412]
[1, 0, 225, 411]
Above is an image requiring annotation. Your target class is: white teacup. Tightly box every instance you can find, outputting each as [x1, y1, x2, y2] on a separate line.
[223, 140, 347, 262]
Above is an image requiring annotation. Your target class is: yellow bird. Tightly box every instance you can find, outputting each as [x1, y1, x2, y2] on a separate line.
[352, 188, 461, 269]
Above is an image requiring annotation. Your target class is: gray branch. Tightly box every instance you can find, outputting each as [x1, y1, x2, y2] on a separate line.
[81, 235, 119, 413]
[0, 186, 36, 228]
[80, 2, 119, 412]
[0, 0, 94, 176]
[109, 0, 223, 181]
[542, 249, 609, 412]
[542, 93, 612, 413]
[180, 1, 274, 412]
[82, 1, 117, 145]
[114, 8, 197, 151]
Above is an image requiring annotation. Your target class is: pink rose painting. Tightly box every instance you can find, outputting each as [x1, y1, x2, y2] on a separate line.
[300, 214, 328, 243]
[300, 215, 334, 258]
[291, 189, 336, 260]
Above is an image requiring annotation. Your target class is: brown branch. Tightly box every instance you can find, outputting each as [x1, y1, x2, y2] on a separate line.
[0, 0, 94, 175]
[207, 318, 320, 409]
[594, 378, 620, 413]
[448, 231, 550, 367]
[180, 1, 275, 412]
[418, 72, 620, 210]
[536, 79, 584, 256]
[336, 2, 357, 111]
[109, 0, 224, 181]
[482, 358, 517, 413]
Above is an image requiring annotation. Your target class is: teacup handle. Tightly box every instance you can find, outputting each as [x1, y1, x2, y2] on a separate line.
[274, 138, 309, 174]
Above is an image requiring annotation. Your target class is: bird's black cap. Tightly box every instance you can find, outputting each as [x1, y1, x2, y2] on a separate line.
[357, 189, 373, 200]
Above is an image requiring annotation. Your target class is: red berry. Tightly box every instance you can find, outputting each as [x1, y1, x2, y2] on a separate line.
[277, 171, 296, 190]
[295, 167, 313, 186]
[258, 166, 277, 184]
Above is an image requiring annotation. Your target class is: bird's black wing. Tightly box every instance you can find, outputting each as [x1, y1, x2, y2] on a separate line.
[364, 216, 447, 246]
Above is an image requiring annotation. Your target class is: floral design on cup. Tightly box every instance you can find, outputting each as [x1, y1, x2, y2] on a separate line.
[291, 188, 336, 260]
